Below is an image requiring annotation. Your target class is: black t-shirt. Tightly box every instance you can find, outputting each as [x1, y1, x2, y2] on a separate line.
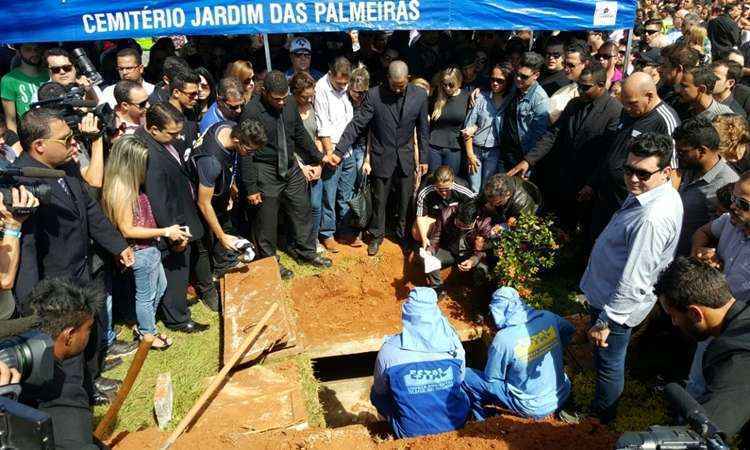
[502, 93, 522, 157]
[415, 179, 475, 218]
[539, 69, 571, 97]
[194, 123, 235, 201]
[429, 91, 470, 149]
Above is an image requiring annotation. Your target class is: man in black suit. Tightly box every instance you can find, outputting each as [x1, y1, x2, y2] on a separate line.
[137, 102, 213, 332]
[333, 60, 429, 256]
[239, 71, 332, 280]
[13, 107, 134, 437]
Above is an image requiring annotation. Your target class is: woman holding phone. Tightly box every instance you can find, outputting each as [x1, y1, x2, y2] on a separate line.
[101, 135, 190, 350]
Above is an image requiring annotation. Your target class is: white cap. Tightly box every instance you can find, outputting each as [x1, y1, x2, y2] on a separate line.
[290, 37, 312, 54]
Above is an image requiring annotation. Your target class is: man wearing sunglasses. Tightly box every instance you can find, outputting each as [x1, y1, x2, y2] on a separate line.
[539, 39, 571, 97]
[674, 117, 739, 256]
[167, 69, 201, 147]
[580, 132, 683, 424]
[509, 63, 622, 234]
[692, 171, 750, 303]
[112, 80, 149, 137]
[548, 43, 590, 124]
[43, 48, 100, 103]
[199, 77, 244, 133]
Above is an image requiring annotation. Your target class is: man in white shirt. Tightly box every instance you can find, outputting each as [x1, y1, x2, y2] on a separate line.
[99, 48, 154, 109]
[314, 57, 353, 252]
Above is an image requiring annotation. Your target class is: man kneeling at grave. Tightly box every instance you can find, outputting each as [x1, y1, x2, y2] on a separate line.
[462, 287, 575, 420]
[370, 287, 470, 438]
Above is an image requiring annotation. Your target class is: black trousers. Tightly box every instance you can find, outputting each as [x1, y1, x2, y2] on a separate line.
[369, 167, 415, 243]
[160, 240, 213, 326]
[252, 163, 316, 260]
[210, 209, 240, 271]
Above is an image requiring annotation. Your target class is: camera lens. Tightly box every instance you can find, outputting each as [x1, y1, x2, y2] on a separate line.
[0, 336, 32, 380]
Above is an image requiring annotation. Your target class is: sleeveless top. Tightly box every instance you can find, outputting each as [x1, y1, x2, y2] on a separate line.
[132, 192, 158, 249]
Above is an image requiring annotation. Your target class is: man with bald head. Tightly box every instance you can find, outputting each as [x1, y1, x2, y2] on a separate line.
[581, 72, 680, 242]
[334, 60, 430, 256]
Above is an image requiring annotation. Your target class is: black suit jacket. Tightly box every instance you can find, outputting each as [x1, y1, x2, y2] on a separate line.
[335, 84, 429, 179]
[136, 127, 205, 242]
[13, 154, 127, 305]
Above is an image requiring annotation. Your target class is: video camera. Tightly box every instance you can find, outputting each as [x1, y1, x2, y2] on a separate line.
[0, 328, 56, 449]
[29, 85, 117, 137]
[0, 166, 69, 217]
[615, 383, 729, 450]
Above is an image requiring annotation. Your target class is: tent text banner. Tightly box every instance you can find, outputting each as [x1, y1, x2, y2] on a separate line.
[0, 0, 636, 44]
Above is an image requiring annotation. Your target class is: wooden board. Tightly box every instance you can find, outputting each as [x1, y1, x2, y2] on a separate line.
[221, 257, 300, 366]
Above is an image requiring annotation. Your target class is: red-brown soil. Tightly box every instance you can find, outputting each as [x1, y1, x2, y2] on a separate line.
[290, 239, 487, 351]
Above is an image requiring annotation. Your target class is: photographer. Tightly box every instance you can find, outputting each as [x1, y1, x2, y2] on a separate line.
[42, 48, 100, 104]
[655, 257, 750, 439]
[14, 107, 133, 405]
[0, 186, 39, 319]
[21, 278, 105, 449]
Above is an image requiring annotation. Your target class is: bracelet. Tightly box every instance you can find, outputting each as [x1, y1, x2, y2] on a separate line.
[4, 228, 21, 239]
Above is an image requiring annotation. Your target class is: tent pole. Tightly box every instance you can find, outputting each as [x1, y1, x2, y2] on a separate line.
[623, 28, 633, 79]
[263, 33, 272, 72]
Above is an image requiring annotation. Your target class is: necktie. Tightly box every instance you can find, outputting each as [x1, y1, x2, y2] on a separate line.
[277, 114, 288, 178]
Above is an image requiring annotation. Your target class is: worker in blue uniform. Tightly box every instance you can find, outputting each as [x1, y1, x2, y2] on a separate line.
[370, 286, 470, 438]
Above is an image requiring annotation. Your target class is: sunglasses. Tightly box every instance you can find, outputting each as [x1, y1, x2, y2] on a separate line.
[515, 72, 533, 81]
[221, 99, 243, 111]
[578, 83, 596, 91]
[623, 164, 662, 181]
[180, 90, 199, 99]
[731, 194, 750, 212]
[49, 64, 74, 74]
[596, 54, 614, 60]
[292, 52, 311, 59]
[44, 131, 75, 147]
[131, 99, 148, 109]
[546, 52, 562, 59]
[644, 29, 660, 35]
[490, 77, 506, 84]
[564, 62, 580, 69]
[442, 82, 456, 89]
[243, 76, 256, 86]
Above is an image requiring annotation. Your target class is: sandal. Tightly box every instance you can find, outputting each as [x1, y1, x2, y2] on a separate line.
[133, 328, 173, 351]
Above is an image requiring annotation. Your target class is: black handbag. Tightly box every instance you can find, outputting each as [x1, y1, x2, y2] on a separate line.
[348, 173, 372, 230]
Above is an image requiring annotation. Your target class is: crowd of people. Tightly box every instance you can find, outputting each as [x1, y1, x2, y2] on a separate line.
[1, 0, 750, 447]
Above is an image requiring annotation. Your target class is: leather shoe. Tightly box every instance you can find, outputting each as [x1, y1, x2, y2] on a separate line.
[165, 320, 210, 334]
[305, 255, 332, 268]
[200, 288, 220, 312]
[279, 264, 294, 280]
[102, 357, 123, 373]
[106, 339, 138, 360]
[94, 376, 122, 393]
[367, 240, 381, 256]
[90, 388, 114, 406]
[321, 237, 339, 253]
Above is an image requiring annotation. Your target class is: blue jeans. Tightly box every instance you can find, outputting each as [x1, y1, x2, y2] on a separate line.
[133, 246, 167, 335]
[468, 145, 501, 193]
[589, 309, 632, 423]
[428, 144, 462, 175]
[320, 163, 343, 240]
[337, 146, 366, 236]
[309, 179, 323, 243]
[103, 274, 116, 346]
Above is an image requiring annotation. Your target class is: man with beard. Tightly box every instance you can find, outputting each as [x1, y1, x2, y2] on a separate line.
[691, 171, 750, 303]
[1, 43, 48, 132]
[655, 257, 750, 439]
[674, 118, 739, 256]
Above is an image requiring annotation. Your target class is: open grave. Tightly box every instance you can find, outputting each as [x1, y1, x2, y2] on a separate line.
[111, 239, 606, 449]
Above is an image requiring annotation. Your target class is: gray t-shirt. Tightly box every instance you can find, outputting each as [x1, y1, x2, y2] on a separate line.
[711, 213, 750, 302]
[695, 100, 734, 122]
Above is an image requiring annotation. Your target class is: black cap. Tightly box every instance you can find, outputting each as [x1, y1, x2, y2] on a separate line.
[637, 48, 663, 67]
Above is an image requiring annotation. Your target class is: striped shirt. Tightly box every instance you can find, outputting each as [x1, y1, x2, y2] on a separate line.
[415, 181, 476, 218]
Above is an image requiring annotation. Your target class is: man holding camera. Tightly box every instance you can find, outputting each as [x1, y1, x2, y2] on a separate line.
[655, 257, 750, 439]
[43, 48, 101, 104]
[13, 107, 134, 405]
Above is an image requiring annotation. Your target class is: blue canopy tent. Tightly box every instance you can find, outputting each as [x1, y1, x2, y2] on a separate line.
[0, 0, 636, 44]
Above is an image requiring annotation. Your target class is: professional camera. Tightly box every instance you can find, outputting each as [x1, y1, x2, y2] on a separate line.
[0, 325, 56, 449]
[71, 48, 103, 87]
[30, 84, 117, 137]
[0, 167, 55, 216]
[616, 383, 729, 450]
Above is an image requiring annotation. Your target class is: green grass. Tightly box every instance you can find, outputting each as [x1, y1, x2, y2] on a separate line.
[93, 302, 220, 434]
[295, 355, 326, 428]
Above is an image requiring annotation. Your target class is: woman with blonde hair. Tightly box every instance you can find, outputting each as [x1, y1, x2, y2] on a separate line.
[713, 113, 750, 173]
[428, 67, 470, 175]
[225, 60, 256, 102]
[685, 25, 710, 62]
[101, 135, 190, 350]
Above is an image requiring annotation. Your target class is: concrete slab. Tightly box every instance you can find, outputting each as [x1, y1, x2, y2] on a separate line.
[187, 363, 308, 437]
[221, 257, 300, 366]
[319, 376, 381, 428]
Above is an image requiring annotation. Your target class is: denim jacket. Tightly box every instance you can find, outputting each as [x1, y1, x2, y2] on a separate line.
[463, 90, 511, 148]
[511, 82, 550, 154]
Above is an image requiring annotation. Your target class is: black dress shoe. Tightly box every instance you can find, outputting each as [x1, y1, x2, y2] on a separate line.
[200, 288, 220, 312]
[94, 376, 122, 393]
[106, 339, 138, 360]
[367, 240, 381, 256]
[90, 388, 114, 406]
[102, 357, 123, 373]
[305, 255, 332, 268]
[279, 264, 294, 280]
[164, 320, 210, 334]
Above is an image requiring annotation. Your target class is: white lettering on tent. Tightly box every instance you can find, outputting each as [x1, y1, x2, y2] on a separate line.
[312, 1, 420, 23]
